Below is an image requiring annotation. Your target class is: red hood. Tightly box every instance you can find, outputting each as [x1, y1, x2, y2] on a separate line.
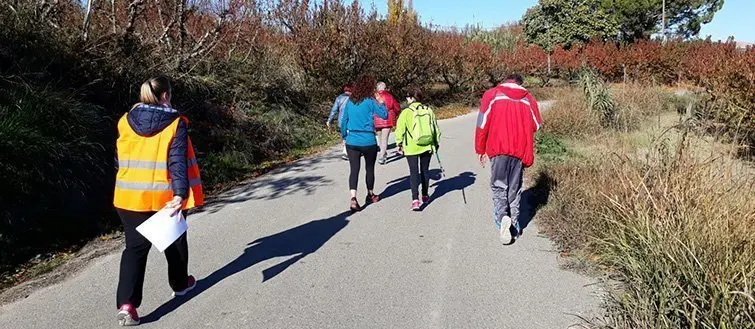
[373, 91, 401, 128]
[496, 81, 529, 100]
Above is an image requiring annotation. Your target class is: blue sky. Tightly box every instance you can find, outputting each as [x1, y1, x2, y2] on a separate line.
[359, 0, 754, 42]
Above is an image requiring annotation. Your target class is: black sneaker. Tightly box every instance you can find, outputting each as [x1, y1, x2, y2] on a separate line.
[365, 193, 380, 205]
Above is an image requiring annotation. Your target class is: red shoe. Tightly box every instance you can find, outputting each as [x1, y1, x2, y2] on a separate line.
[422, 195, 430, 203]
[411, 200, 422, 211]
[365, 193, 380, 205]
[172, 275, 197, 297]
[117, 304, 140, 326]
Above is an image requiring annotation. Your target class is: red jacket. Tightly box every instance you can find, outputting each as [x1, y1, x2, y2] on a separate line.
[475, 81, 543, 167]
[374, 91, 401, 129]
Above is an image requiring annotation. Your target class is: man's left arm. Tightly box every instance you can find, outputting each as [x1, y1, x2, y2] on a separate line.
[527, 94, 543, 131]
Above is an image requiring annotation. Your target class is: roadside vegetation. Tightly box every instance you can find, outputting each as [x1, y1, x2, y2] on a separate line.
[533, 74, 755, 328]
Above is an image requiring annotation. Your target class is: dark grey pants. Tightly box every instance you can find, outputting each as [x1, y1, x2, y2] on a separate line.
[490, 155, 524, 226]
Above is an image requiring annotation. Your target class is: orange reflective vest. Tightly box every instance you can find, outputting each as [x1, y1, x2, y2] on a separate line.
[113, 114, 204, 212]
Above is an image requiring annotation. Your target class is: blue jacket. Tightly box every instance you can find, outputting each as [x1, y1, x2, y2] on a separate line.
[327, 93, 350, 128]
[340, 98, 388, 147]
[117, 104, 189, 199]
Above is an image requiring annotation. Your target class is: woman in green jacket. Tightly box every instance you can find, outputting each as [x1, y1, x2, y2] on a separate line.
[395, 88, 441, 211]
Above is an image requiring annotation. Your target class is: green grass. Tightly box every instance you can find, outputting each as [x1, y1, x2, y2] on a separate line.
[535, 131, 570, 163]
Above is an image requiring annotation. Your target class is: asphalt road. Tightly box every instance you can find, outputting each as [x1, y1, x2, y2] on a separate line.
[0, 110, 599, 329]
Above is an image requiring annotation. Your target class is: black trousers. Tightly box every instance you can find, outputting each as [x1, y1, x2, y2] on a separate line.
[116, 208, 190, 309]
[346, 144, 378, 191]
[406, 151, 432, 200]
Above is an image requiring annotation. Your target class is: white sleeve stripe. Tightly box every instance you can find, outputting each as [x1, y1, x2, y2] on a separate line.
[531, 108, 541, 131]
[479, 95, 535, 129]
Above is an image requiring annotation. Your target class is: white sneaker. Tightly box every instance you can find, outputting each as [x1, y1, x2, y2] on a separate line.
[500, 216, 513, 245]
[172, 275, 197, 297]
[117, 304, 140, 326]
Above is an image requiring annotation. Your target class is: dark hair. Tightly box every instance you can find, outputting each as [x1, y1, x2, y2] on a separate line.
[506, 73, 524, 85]
[350, 75, 377, 104]
[343, 83, 354, 93]
[406, 87, 424, 102]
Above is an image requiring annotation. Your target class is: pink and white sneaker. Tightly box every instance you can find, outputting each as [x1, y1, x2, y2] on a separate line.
[172, 275, 197, 297]
[117, 304, 140, 326]
[411, 200, 422, 211]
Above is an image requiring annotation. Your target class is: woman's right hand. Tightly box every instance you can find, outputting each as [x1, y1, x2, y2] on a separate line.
[165, 196, 184, 217]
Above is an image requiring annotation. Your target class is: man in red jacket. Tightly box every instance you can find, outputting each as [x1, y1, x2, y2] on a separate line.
[374, 81, 401, 164]
[475, 74, 543, 245]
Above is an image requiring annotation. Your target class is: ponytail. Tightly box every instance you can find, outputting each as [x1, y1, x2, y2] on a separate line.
[138, 76, 171, 106]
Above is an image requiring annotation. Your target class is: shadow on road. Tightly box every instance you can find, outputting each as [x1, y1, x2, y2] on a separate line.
[193, 156, 335, 215]
[141, 211, 352, 324]
[383, 152, 405, 164]
[518, 171, 554, 234]
[380, 169, 442, 201]
[427, 172, 476, 209]
[380, 170, 476, 211]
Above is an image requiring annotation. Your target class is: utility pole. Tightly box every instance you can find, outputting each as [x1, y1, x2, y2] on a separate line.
[661, 0, 667, 43]
[546, 21, 551, 78]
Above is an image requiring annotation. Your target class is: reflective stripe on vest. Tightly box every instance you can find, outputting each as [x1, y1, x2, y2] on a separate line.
[118, 159, 169, 170]
[113, 114, 204, 211]
[115, 181, 172, 191]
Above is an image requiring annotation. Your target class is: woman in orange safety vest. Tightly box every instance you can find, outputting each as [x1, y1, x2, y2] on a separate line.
[113, 76, 204, 326]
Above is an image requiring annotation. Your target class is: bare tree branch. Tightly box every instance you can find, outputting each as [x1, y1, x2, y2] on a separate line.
[6, 3, 17, 15]
[125, 0, 146, 36]
[178, 0, 187, 50]
[111, 0, 117, 34]
[184, 10, 230, 62]
[82, 0, 95, 41]
[153, 2, 180, 49]
[36, 0, 61, 28]
[153, 0, 168, 40]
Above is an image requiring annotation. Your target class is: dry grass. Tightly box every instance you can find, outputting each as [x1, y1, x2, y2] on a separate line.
[539, 134, 755, 328]
[542, 84, 675, 140]
[537, 83, 755, 328]
[434, 103, 474, 120]
[610, 84, 674, 131]
[530, 86, 563, 101]
[542, 87, 602, 138]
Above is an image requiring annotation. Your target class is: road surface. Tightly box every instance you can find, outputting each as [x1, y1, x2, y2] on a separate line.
[0, 110, 599, 329]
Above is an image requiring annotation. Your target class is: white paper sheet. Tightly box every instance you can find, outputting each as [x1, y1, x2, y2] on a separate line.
[136, 208, 188, 252]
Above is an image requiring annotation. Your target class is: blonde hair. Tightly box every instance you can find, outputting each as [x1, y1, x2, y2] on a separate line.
[139, 76, 171, 105]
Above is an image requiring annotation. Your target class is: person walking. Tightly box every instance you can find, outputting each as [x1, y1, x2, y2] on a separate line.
[395, 88, 441, 211]
[373, 81, 401, 164]
[327, 83, 353, 160]
[340, 75, 389, 212]
[113, 76, 204, 326]
[475, 74, 542, 245]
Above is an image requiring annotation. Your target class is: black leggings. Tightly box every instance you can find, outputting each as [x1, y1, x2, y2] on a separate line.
[116, 208, 190, 309]
[407, 151, 432, 200]
[346, 144, 378, 191]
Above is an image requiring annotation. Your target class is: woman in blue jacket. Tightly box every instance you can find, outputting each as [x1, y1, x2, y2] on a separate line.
[340, 75, 389, 212]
